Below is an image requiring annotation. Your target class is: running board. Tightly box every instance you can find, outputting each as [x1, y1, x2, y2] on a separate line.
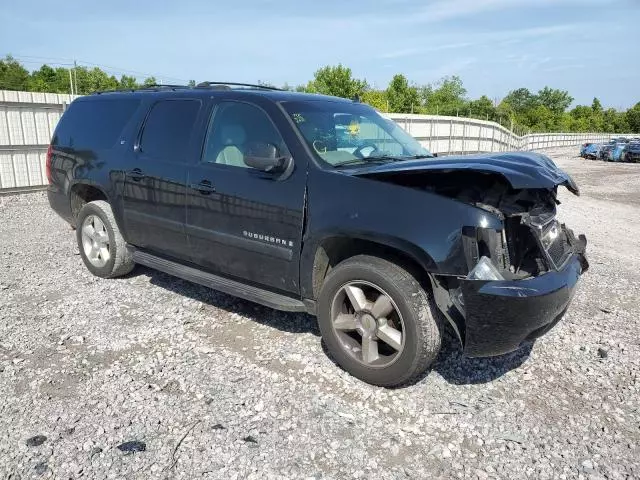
[132, 249, 307, 312]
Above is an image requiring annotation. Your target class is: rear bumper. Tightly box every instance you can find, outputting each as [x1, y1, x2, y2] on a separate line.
[47, 185, 74, 225]
[460, 246, 588, 358]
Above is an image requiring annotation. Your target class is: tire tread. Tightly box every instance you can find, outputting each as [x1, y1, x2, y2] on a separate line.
[320, 254, 441, 387]
[77, 200, 134, 278]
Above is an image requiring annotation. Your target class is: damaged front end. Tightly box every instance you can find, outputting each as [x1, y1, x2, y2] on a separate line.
[356, 153, 589, 357]
[432, 178, 589, 357]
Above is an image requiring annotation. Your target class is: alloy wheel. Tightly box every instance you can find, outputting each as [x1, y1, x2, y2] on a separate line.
[81, 214, 111, 268]
[330, 281, 405, 368]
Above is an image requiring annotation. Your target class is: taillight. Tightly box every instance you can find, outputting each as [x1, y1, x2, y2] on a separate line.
[46, 145, 53, 184]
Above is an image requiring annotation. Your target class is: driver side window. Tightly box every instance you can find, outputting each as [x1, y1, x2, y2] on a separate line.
[202, 102, 288, 168]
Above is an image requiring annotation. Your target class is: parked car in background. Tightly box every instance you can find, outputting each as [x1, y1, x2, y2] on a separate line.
[599, 143, 616, 161]
[607, 140, 629, 162]
[622, 142, 640, 163]
[583, 143, 600, 159]
[580, 143, 594, 157]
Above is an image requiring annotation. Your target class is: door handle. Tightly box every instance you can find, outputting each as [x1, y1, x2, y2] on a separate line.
[189, 180, 216, 194]
[126, 168, 145, 181]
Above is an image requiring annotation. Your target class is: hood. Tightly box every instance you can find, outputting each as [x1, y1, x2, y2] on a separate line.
[349, 151, 580, 195]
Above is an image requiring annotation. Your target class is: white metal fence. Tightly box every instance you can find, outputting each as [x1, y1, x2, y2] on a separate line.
[0, 89, 623, 191]
[386, 113, 618, 154]
[0, 90, 76, 191]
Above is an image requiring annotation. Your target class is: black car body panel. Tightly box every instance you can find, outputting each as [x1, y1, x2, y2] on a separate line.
[47, 87, 588, 359]
[351, 151, 580, 193]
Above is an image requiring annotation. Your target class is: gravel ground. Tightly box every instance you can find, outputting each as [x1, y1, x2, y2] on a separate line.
[0, 147, 638, 479]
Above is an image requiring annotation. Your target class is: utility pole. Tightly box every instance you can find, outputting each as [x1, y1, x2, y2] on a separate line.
[68, 69, 74, 97]
[73, 60, 78, 96]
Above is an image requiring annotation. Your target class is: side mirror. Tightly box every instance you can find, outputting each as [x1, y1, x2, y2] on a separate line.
[244, 141, 290, 173]
[432, 152, 439, 157]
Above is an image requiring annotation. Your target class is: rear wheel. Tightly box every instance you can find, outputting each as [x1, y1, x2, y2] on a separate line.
[317, 255, 441, 387]
[76, 200, 134, 278]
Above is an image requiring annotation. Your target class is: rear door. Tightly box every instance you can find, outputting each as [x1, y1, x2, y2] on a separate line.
[122, 98, 202, 260]
[185, 99, 307, 294]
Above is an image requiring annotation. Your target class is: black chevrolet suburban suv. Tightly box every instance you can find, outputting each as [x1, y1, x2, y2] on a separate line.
[47, 83, 588, 387]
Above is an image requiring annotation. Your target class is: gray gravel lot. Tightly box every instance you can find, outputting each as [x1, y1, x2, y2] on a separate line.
[0, 147, 638, 479]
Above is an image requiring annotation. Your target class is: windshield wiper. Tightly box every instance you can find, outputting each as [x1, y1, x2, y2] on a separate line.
[404, 154, 435, 159]
[332, 154, 433, 168]
[332, 156, 399, 168]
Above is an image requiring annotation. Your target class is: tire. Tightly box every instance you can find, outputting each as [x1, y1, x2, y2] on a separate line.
[317, 255, 441, 387]
[76, 200, 134, 278]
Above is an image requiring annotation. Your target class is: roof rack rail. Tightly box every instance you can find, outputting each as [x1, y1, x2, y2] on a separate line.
[93, 84, 191, 95]
[138, 84, 191, 91]
[195, 81, 282, 91]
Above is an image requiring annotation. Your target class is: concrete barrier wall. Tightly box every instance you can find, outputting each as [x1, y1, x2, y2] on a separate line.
[0, 89, 623, 191]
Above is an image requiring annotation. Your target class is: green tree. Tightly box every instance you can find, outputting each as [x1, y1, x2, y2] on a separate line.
[71, 66, 119, 94]
[569, 105, 596, 132]
[626, 102, 640, 133]
[537, 86, 573, 114]
[306, 64, 367, 99]
[0, 55, 30, 91]
[468, 95, 496, 120]
[386, 74, 420, 113]
[502, 88, 537, 114]
[143, 76, 158, 87]
[602, 108, 617, 132]
[526, 105, 556, 132]
[592, 97, 603, 113]
[188, 79, 196, 87]
[118, 75, 139, 90]
[361, 89, 388, 112]
[422, 76, 467, 115]
[28, 64, 57, 92]
[613, 110, 630, 133]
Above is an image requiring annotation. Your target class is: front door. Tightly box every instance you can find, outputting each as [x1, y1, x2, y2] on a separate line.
[186, 100, 307, 294]
[122, 98, 202, 260]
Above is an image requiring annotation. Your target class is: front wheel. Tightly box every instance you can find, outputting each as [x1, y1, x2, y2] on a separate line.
[317, 255, 441, 387]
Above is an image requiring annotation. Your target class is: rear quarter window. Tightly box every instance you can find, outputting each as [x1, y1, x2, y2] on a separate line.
[52, 98, 141, 150]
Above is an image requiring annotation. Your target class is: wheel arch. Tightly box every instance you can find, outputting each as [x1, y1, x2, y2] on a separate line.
[302, 233, 438, 301]
[69, 181, 110, 220]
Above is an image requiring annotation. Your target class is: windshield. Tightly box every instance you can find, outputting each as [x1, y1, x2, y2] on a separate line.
[282, 100, 432, 167]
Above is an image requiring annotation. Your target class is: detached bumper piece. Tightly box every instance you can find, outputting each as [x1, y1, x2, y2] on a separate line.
[461, 230, 588, 358]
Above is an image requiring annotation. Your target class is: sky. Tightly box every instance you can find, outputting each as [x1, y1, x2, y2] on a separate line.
[1, 0, 639, 109]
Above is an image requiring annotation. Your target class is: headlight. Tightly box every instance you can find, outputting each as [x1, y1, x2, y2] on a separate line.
[467, 256, 505, 281]
[540, 220, 561, 250]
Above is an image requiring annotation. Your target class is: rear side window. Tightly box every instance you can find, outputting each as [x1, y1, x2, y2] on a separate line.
[139, 99, 200, 161]
[53, 98, 140, 149]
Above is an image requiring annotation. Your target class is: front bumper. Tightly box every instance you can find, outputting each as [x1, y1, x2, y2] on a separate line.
[460, 245, 588, 358]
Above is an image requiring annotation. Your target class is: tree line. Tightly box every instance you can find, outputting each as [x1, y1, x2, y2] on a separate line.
[295, 65, 639, 134]
[2, 56, 639, 134]
[0, 55, 196, 96]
